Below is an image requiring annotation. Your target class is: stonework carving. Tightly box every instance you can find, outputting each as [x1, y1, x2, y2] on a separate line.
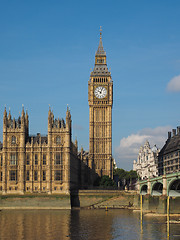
[133, 141, 159, 180]
[88, 30, 113, 179]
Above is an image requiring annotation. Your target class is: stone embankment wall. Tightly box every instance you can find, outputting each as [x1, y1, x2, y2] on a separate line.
[76, 190, 137, 209]
[72, 190, 180, 214]
[0, 191, 180, 214]
[0, 194, 71, 209]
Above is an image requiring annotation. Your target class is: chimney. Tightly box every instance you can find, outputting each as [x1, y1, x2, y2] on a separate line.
[168, 132, 171, 139]
[177, 126, 180, 135]
[172, 129, 176, 137]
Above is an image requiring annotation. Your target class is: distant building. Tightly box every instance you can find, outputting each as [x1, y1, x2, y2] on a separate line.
[158, 127, 180, 176]
[113, 158, 117, 170]
[133, 141, 159, 180]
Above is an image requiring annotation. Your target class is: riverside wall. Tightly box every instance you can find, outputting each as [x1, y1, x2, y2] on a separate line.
[71, 190, 180, 214]
[0, 194, 71, 209]
[72, 190, 136, 209]
[0, 191, 180, 214]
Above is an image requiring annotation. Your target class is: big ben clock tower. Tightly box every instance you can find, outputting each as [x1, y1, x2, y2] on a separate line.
[88, 28, 113, 179]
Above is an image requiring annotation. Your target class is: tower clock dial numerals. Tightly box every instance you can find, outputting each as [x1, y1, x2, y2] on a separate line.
[94, 86, 107, 99]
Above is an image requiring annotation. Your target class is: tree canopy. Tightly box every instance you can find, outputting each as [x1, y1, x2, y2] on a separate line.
[99, 175, 116, 187]
[114, 168, 137, 180]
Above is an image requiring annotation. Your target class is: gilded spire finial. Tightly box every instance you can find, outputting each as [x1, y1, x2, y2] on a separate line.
[100, 26, 102, 39]
[95, 26, 106, 56]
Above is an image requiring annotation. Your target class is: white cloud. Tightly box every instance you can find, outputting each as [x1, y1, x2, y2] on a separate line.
[167, 75, 180, 92]
[114, 126, 171, 170]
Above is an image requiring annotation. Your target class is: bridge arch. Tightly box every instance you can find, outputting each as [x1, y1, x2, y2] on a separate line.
[140, 184, 148, 195]
[151, 182, 163, 196]
[168, 179, 180, 196]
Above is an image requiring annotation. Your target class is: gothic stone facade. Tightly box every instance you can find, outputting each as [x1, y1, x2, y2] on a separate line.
[88, 31, 113, 179]
[133, 141, 159, 180]
[0, 107, 79, 194]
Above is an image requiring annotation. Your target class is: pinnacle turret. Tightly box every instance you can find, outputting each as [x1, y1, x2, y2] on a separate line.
[96, 26, 106, 56]
[3, 107, 7, 127]
[66, 105, 71, 129]
[3, 107, 7, 118]
[25, 110, 28, 121]
[8, 108, 11, 120]
[21, 105, 25, 117]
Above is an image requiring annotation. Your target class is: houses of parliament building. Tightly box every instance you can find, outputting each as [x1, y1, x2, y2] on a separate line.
[0, 31, 113, 194]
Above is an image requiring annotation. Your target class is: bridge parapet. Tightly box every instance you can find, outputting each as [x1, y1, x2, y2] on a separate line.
[137, 172, 180, 197]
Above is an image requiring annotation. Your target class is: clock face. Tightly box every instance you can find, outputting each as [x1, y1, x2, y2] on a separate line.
[94, 86, 107, 99]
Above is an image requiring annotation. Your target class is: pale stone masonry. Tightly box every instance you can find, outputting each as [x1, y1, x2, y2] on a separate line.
[0, 106, 79, 194]
[133, 141, 159, 180]
[88, 30, 113, 179]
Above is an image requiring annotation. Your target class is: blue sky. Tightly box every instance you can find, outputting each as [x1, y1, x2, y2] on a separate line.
[0, 0, 180, 169]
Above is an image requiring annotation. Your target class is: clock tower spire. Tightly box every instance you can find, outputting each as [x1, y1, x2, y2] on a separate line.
[88, 29, 113, 180]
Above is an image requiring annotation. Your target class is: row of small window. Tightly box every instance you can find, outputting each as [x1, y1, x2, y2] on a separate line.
[8, 153, 63, 165]
[162, 152, 179, 160]
[26, 186, 63, 191]
[93, 78, 108, 83]
[8, 187, 18, 190]
[26, 170, 47, 181]
[96, 101, 108, 104]
[165, 165, 179, 171]
[10, 136, 62, 144]
[0, 170, 63, 182]
[96, 59, 105, 64]
[0, 186, 63, 191]
[164, 159, 179, 165]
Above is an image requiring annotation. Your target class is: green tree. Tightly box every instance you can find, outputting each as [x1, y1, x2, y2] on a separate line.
[99, 175, 116, 187]
[128, 170, 138, 179]
[114, 168, 137, 181]
[114, 168, 126, 179]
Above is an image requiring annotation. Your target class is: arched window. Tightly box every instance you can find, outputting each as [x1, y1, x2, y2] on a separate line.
[55, 153, 61, 165]
[10, 153, 17, 165]
[12, 136, 16, 144]
[56, 136, 61, 144]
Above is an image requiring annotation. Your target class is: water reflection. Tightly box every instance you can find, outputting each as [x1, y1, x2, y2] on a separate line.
[69, 209, 114, 240]
[0, 210, 71, 240]
[0, 209, 180, 240]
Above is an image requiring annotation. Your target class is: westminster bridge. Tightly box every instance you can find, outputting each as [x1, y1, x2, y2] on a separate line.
[137, 172, 180, 197]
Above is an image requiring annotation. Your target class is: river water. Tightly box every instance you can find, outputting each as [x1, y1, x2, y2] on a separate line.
[0, 209, 180, 240]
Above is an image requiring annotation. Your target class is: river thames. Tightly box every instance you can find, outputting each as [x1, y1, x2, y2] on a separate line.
[0, 209, 180, 240]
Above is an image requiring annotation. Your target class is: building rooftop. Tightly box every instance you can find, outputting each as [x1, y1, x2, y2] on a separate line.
[159, 128, 180, 155]
[28, 134, 48, 144]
